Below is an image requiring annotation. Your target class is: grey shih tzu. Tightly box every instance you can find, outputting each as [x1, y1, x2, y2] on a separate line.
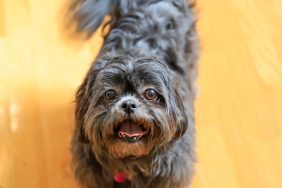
[67, 0, 199, 187]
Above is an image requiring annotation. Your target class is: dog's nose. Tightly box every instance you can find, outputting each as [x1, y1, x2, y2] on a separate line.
[121, 100, 137, 113]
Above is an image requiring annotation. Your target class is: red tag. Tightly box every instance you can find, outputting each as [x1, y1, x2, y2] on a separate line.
[114, 172, 126, 183]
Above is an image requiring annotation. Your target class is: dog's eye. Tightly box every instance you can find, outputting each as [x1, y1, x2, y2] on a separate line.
[144, 89, 157, 100]
[105, 89, 117, 100]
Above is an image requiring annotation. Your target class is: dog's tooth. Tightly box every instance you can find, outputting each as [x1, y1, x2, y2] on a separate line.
[118, 132, 125, 138]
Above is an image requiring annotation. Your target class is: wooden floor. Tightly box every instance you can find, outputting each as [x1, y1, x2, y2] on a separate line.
[1, 0, 282, 187]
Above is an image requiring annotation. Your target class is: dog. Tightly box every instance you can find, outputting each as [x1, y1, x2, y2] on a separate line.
[67, 0, 198, 187]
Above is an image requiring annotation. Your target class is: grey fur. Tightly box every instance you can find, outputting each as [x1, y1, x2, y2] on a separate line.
[68, 0, 199, 187]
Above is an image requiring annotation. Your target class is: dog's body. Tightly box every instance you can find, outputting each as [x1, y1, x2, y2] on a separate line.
[68, 0, 198, 187]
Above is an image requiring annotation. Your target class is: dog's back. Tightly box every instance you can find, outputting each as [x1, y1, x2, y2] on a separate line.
[68, 0, 198, 98]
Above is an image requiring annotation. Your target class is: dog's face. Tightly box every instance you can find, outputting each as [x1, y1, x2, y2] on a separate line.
[75, 56, 188, 159]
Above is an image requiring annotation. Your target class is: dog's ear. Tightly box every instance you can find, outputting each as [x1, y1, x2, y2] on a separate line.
[74, 59, 108, 143]
[171, 89, 189, 140]
[74, 79, 91, 143]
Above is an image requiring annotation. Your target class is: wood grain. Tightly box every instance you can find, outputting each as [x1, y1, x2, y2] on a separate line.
[0, 0, 281, 187]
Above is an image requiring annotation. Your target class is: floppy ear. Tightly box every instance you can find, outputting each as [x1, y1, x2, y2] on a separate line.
[171, 89, 189, 140]
[74, 59, 108, 143]
[74, 77, 91, 143]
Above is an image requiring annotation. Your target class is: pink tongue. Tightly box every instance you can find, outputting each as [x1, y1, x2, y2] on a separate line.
[118, 121, 144, 138]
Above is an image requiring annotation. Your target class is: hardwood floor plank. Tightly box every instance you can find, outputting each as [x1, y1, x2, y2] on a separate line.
[0, 0, 282, 187]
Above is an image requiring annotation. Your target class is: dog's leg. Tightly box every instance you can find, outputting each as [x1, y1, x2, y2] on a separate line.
[72, 144, 115, 188]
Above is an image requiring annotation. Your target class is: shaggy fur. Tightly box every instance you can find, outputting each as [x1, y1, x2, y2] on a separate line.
[67, 0, 199, 187]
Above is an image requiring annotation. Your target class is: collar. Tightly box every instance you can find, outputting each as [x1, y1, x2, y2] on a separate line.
[114, 172, 127, 183]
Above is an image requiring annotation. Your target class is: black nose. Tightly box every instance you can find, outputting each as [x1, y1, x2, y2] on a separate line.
[121, 100, 137, 113]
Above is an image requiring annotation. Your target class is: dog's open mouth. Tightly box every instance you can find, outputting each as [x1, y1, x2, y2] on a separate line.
[114, 120, 147, 143]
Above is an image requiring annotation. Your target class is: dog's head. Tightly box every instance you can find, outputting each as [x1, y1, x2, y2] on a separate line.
[74, 56, 188, 158]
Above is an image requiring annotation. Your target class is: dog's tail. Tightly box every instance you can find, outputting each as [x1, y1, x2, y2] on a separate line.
[66, 0, 117, 38]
